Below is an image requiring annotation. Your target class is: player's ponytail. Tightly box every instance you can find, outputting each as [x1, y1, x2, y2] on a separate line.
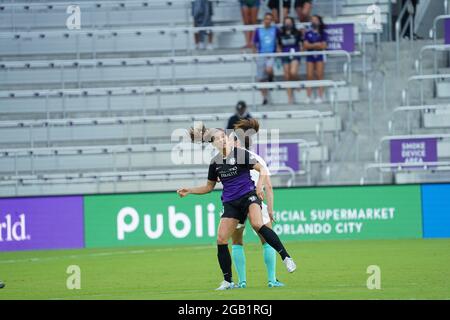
[189, 123, 211, 144]
[233, 118, 260, 149]
[189, 124, 223, 144]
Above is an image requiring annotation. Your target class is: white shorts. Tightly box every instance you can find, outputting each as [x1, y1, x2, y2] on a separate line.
[236, 202, 270, 229]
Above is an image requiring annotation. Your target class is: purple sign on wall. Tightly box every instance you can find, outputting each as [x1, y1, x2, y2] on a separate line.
[325, 23, 355, 53]
[254, 143, 299, 172]
[0, 196, 84, 251]
[390, 138, 438, 164]
[445, 19, 450, 45]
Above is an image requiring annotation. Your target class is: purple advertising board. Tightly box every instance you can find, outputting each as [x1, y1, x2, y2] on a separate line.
[390, 138, 438, 164]
[0, 196, 84, 251]
[445, 19, 450, 44]
[254, 143, 299, 172]
[325, 23, 355, 53]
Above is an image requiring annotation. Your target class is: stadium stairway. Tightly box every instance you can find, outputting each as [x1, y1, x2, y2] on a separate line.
[321, 38, 450, 186]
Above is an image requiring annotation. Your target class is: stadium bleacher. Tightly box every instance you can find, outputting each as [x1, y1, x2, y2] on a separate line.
[1, 0, 449, 197]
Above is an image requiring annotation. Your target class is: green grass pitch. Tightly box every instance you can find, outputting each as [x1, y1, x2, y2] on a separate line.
[0, 239, 449, 300]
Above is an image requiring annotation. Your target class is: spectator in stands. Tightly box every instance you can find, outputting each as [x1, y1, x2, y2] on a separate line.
[227, 101, 253, 130]
[401, 0, 422, 40]
[277, 16, 302, 104]
[294, 0, 312, 22]
[254, 12, 280, 105]
[192, 0, 214, 50]
[268, 0, 291, 24]
[303, 14, 327, 104]
[240, 0, 260, 49]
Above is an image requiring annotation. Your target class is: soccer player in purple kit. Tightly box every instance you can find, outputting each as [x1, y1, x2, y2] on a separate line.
[303, 14, 327, 104]
[177, 125, 296, 290]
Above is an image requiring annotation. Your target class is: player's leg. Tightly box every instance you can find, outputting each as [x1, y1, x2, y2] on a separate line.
[283, 61, 294, 104]
[257, 58, 270, 104]
[315, 60, 325, 99]
[258, 204, 285, 287]
[250, 3, 259, 44]
[247, 203, 297, 273]
[241, 5, 251, 48]
[216, 217, 240, 290]
[231, 226, 247, 288]
[306, 61, 315, 102]
[289, 59, 300, 104]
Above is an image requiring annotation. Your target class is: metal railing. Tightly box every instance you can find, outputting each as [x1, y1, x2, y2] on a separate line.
[0, 79, 346, 118]
[0, 50, 356, 90]
[0, 22, 309, 57]
[0, 0, 239, 31]
[416, 44, 450, 101]
[367, 69, 387, 136]
[0, 139, 319, 182]
[389, 104, 450, 134]
[0, 167, 310, 197]
[395, 0, 414, 73]
[0, 109, 334, 148]
[429, 14, 450, 95]
[361, 161, 450, 185]
[0, 164, 310, 197]
[403, 73, 450, 106]
[0, 20, 380, 58]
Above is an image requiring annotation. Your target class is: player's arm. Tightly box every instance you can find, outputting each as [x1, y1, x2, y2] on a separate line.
[177, 179, 216, 198]
[318, 40, 327, 50]
[253, 162, 269, 201]
[264, 173, 275, 222]
[178, 162, 218, 197]
[302, 39, 314, 50]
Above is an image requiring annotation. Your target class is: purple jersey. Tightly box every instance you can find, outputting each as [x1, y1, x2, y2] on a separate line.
[208, 147, 258, 203]
[304, 29, 327, 62]
[278, 30, 302, 53]
[304, 29, 327, 45]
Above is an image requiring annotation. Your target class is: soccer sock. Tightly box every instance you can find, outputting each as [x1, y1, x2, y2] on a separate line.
[217, 244, 232, 283]
[262, 243, 277, 283]
[258, 225, 290, 260]
[231, 244, 247, 284]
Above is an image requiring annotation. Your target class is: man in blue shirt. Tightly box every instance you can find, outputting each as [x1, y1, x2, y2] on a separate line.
[253, 12, 279, 105]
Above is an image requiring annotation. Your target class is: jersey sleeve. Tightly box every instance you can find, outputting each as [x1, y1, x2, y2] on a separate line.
[207, 163, 218, 182]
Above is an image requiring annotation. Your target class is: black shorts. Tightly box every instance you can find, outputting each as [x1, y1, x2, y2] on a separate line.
[268, 0, 291, 10]
[295, 0, 312, 8]
[221, 191, 262, 224]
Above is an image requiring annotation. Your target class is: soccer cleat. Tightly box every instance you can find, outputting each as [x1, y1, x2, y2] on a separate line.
[283, 257, 297, 273]
[268, 280, 285, 288]
[237, 281, 247, 289]
[215, 280, 235, 291]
